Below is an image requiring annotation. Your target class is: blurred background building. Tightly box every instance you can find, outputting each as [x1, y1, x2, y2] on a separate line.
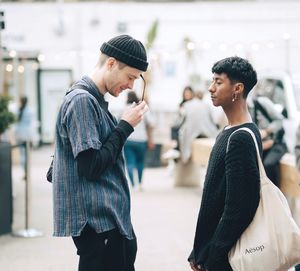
[0, 0, 299, 148]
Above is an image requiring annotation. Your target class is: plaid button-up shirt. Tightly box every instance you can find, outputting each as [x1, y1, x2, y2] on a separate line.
[52, 76, 133, 239]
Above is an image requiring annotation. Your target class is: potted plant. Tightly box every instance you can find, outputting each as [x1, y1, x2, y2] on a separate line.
[0, 95, 15, 139]
[0, 94, 15, 235]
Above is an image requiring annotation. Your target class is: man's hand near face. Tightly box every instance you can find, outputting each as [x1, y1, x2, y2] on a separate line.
[121, 101, 149, 128]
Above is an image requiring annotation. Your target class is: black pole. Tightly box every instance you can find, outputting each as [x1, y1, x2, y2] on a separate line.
[12, 141, 43, 238]
[24, 141, 29, 230]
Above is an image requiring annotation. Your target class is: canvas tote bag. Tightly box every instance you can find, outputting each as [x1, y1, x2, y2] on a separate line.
[228, 127, 300, 271]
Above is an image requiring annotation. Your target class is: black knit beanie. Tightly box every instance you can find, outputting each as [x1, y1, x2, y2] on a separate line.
[100, 34, 148, 72]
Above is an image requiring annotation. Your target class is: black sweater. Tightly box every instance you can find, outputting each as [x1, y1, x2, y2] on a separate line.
[189, 122, 262, 271]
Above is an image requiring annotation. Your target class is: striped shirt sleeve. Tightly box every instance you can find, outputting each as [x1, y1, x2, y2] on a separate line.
[64, 93, 102, 158]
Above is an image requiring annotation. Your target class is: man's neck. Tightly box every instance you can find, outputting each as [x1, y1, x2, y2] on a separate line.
[223, 101, 252, 127]
[89, 68, 107, 96]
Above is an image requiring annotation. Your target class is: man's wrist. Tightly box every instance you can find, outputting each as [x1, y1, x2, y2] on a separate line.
[117, 120, 134, 138]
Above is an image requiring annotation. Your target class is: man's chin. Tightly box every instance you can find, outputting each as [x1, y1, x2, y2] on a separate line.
[116, 89, 124, 96]
[109, 90, 119, 97]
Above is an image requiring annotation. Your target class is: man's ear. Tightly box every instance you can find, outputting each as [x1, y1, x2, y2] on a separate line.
[106, 57, 116, 70]
[235, 82, 244, 95]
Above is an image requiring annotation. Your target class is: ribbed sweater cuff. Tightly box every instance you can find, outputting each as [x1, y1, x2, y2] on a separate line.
[116, 120, 134, 139]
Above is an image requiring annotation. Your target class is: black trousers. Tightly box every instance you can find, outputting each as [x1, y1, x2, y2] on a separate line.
[72, 224, 137, 271]
[263, 142, 287, 187]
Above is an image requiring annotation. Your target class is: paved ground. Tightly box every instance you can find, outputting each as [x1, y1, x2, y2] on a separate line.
[1, 146, 299, 271]
[0, 146, 204, 271]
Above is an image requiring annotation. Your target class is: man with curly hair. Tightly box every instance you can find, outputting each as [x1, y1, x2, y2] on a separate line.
[188, 56, 262, 271]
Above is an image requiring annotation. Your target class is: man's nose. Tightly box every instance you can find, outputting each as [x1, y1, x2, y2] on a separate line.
[128, 81, 134, 90]
[208, 83, 214, 92]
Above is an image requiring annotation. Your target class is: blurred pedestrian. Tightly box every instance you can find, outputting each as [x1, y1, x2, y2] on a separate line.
[295, 123, 300, 170]
[170, 86, 195, 144]
[179, 90, 219, 163]
[52, 34, 149, 271]
[15, 96, 33, 171]
[188, 56, 261, 271]
[248, 93, 287, 187]
[180, 85, 195, 107]
[295, 124, 300, 271]
[124, 91, 155, 190]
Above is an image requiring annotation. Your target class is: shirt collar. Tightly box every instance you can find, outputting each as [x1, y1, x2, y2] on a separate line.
[82, 75, 109, 112]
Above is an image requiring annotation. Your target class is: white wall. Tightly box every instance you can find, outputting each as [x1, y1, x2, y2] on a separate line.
[2, 1, 300, 112]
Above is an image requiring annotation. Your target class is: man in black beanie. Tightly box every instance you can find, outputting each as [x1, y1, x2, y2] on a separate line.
[52, 34, 149, 271]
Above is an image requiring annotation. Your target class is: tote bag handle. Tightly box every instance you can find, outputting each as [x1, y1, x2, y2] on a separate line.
[226, 127, 268, 186]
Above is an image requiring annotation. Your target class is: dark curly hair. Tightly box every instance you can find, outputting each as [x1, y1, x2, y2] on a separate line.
[212, 56, 257, 97]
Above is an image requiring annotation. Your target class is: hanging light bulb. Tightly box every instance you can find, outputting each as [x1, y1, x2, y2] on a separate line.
[6, 64, 13, 72]
[38, 54, 45, 62]
[9, 50, 17, 58]
[187, 41, 195, 51]
[18, 65, 24, 73]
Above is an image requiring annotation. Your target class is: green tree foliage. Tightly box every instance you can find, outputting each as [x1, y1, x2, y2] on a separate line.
[0, 95, 15, 136]
[146, 19, 159, 50]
